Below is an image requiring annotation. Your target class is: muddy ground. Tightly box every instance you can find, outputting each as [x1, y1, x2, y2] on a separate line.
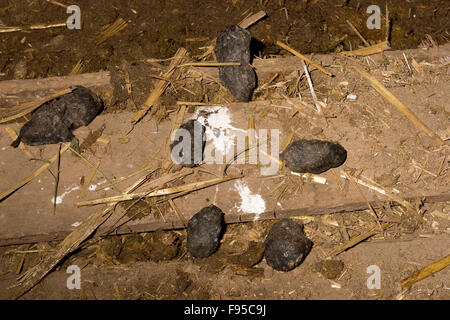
[0, 0, 449, 300]
[1, 0, 449, 81]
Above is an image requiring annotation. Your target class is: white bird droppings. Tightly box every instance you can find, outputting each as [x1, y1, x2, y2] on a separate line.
[88, 179, 107, 191]
[194, 106, 245, 155]
[51, 185, 80, 204]
[234, 180, 265, 221]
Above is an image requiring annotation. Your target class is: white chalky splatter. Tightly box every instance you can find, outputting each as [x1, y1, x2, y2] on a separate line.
[51, 185, 80, 204]
[71, 221, 82, 227]
[1, 147, 6, 151]
[194, 106, 245, 155]
[234, 180, 265, 221]
[88, 179, 107, 191]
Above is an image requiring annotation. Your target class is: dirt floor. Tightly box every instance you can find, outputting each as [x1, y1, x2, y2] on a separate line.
[0, 0, 449, 300]
[1, 0, 449, 81]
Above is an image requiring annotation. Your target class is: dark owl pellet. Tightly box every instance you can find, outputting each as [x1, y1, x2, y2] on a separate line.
[215, 25, 256, 102]
[187, 205, 224, 258]
[170, 119, 206, 168]
[280, 139, 347, 174]
[264, 218, 313, 272]
[11, 85, 103, 147]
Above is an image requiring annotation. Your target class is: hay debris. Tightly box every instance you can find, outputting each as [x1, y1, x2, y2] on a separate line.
[342, 41, 391, 56]
[46, 0, 68, 9]
[77, 174, 242, 206]
[178, 62, 240, 68]
[276, 41, 334, 77]
[0, 143, 70, 202]
[0, 22, 66, 33]
[94, 17, 128, 46]
[300, 60, 323, 113]
[69, 59, 85, 75]
[52, 143, 62, 215]
[346, 20, 370, 47]
[132, 48, 189, 124]
[4, 127, 33, 159]
[340, 170, 424, 223]
[352, 65, 445, 146]
[12, 166, 194, 298]
[80, 160, 100, 198]
[0, 88, 72, 124]
[328, 223, 393, 257]
[401, 254, 450, 288]
[238, 10, 267, 29]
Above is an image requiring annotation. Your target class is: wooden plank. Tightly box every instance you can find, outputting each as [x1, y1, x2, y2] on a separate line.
[1, 193, 448, 246]
[1, 42, 449, 109]
[0, 70, 127, 110]
[1, 44, 449, 247]
[0, 101, 448, 246]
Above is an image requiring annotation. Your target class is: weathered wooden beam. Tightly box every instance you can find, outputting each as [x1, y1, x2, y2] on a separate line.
[1, 42, 449, 110]
[0, 70, 128, 110]
[1, 193, 448, 246]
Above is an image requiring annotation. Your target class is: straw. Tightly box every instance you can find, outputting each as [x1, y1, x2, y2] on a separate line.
[276, 41, 334, 76]
[352, 65, 445, 146]
[77, 175, 242, 206]
[0, 143, 70, 202]
[401, 254, 450, 288]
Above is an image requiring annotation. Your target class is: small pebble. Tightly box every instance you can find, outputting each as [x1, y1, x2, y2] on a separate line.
[187, 205, 224, 258]
[12, 86, 103, 147]
[264, 218, 313, 272]
[280, 139, 347, 174]
[170, 119, 206, 167]
[215, 25, 256, 102]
